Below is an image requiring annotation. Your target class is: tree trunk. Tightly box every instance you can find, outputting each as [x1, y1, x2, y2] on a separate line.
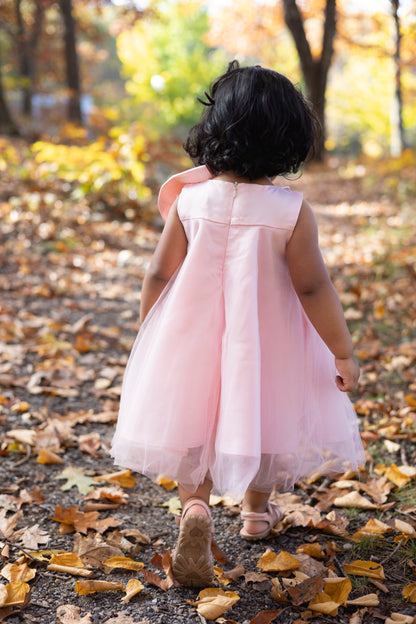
[0, 53, 20, 136]
[390, 0, 405, 156]
[282, 0, 337, 160]
[15, 0, 32, 116]
[59, 0, 82, 123]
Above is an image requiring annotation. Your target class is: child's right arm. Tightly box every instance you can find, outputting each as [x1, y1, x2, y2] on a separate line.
[286, 199, 359, 392]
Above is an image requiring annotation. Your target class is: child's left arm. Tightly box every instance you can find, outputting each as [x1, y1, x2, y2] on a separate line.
[140, 198, 188, 323]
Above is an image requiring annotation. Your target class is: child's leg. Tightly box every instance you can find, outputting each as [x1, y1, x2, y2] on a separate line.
[241, 488, 272, 535]
[172, 477, 213, 587]
[178, 477, 212, 516]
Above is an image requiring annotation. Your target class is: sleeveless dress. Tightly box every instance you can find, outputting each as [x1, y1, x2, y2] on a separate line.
[110, 166, 365, 500]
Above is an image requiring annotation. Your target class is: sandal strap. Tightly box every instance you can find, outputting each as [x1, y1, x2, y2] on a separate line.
[240, 502, 282, 528]
[182, 497, 212, 520]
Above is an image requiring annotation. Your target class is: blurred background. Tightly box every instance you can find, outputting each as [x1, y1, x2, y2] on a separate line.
[0, 0, 415, 217]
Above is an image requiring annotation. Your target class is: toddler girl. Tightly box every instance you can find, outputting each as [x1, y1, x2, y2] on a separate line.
[111, 60, 365, 588]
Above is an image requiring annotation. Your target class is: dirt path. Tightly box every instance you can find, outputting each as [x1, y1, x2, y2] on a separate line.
[1, 165, 415, 624]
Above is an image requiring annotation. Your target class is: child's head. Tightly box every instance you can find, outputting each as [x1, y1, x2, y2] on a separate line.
[184, 60, 320, 180]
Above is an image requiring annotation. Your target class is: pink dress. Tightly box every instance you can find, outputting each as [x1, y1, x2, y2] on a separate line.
[110, 166, 365, 500]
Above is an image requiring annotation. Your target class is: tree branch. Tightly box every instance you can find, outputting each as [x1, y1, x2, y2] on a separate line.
[282, 0, 314, 78]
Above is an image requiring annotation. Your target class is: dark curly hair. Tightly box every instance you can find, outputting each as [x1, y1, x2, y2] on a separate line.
[184, 60, 320, 180]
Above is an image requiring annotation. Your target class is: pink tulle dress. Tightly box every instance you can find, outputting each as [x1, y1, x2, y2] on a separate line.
[110, 166, 365, 500]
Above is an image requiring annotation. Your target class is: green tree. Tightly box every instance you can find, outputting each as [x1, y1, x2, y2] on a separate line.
[117, 0, 227, 137]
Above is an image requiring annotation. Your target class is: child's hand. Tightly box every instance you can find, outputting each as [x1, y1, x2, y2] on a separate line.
[335, 356, 360, 392]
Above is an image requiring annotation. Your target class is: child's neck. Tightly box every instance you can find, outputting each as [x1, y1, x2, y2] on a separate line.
[215, 172, 274, 185]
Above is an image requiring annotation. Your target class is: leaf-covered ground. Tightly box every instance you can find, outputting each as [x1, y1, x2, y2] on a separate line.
[1, 153, 416, 624]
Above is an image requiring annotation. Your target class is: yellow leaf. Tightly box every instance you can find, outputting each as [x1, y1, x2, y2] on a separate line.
[323, 577, 352, 603]
[37, 449, 64, 465]
[406, 395, 416, 408]
[352, 518, 392, 542]
[1, 563, 36, 583]
[403, 583, 416, 602]
[156, 476, 178, 491]
[214, 566, 232, 586]
[333, 491, 377, 509]
[386, 614, 416, 624]
[295, 543, 326, 559]
[343, 560, 385, 579]
[307, 577, 351, 616]
[75, 580, 125, 595]
[385, 464, 410, 488]
[93, 470, 135, 488]
[0, 581, 30, 607]
[187, 588, 240, 621]
[345, 593, 380, 606]
[257, 550, 301, 572]
[103, 556, 144, 571]
[49, 553, 84, 567]
[121, 578, 144, 603]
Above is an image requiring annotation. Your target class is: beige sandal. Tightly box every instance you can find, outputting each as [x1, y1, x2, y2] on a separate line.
[172, 498, 214, 587]
[240, 502, 283, 541]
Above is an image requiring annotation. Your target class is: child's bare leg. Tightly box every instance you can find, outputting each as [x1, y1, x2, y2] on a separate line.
[178, 477, 212, 516]
[241, 488, 271, 534]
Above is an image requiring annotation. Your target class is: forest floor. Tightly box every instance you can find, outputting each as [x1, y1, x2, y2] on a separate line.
[0, 157, 416, 624]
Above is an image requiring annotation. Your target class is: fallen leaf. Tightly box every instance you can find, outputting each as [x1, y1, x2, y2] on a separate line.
[0, 581, 30, 607]
[52, 505, 120, 535]
[121, 578, 144, 603]
[16, 524, 50, 549]
[0, 510, 23, 539]
[385, 464, 411, 488]
[394, 519, 416, 536]
[257, 550, 301, 573]
[248, 611, 280, 624]
[93, 470, 135, 488]
[56, 467, 96, 495]
[75, 580, 124, 595]
[211, 539, 230, 564]
[352, 518, 392, 542]
[56, 604, 93, 624]
[187, 588, 240, 620]
[270, 577, 289, 603]
[286, 576, 325, 605]
[333, 491, 377, 510]
[402, 582, 416, 602]
[345, 593, 380, 606]
[1, 563, 36, 582]
[156, 476, 177, 491]
[103, 556, 144, 572]
[37, 449, 64, 464]
[343, 560, 385, 579]
[385, 614, 416, 624]
[307, 577, 352, 616]
[295, 543, 326, 559]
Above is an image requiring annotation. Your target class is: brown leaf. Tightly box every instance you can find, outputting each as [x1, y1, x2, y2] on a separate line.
[248, 611, 280, 624]
[52, 505, 120, 535]
[211, 538, 230, 564]
[0, 510, 23, 540]
[56, 604, 92, 624]
[286, 576, 325, 606]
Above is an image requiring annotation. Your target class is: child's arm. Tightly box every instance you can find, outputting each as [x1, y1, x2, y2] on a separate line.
[140, 198, 188, 323]
[286, 199, 359, 392]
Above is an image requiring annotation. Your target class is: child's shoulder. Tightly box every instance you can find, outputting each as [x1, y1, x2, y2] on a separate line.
[158, 166, 212, 220]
